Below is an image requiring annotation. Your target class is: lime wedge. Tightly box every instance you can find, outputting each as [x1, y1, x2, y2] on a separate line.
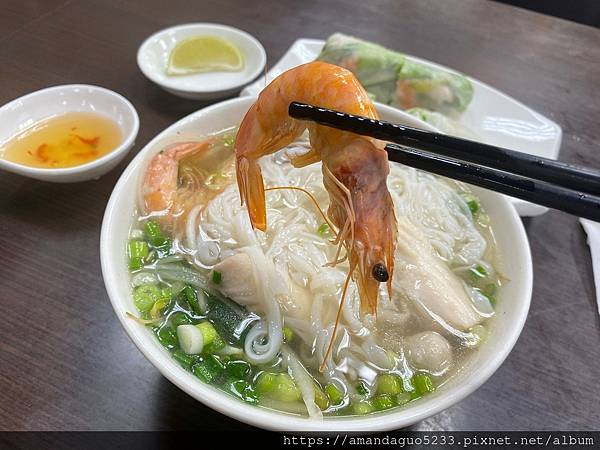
[167, 36, 244, 76]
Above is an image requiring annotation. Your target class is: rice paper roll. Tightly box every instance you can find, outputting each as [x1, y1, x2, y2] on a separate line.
[317, 33, 404, 105]
[394, 59, 473, 116]
[317, 33, 473, 116]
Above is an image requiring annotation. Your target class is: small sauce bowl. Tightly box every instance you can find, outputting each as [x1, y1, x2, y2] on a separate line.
[0, 84, 139, 183]
[137, 23, 266, 100]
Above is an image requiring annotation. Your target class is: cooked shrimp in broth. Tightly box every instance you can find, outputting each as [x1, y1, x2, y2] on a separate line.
[126, 62, 503, 419]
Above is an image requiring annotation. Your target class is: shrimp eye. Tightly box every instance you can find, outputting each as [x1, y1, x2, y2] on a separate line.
[372, 263, 389, 282]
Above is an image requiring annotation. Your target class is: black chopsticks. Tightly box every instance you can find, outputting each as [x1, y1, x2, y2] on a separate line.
[288, 101, 600, 222]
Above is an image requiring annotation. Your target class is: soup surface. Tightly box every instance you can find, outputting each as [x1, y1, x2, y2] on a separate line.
[0, 112, 122, 168]
[127, 130, 502, 418]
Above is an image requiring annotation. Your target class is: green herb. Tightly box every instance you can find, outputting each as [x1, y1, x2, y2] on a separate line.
[226, 360, 251, 380]
[317, 223, 330, 237]
[155, 326, 178, 350]
[133, 284, 161, 312]
[212, 270, 222, 284]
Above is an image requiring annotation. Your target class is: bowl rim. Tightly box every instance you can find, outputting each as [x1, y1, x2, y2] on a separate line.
[0, 83, 139, 177]
[136, 23, 267, 95]
[100, 96, 532, 431]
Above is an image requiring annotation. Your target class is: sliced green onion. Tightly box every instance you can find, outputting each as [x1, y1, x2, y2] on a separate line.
[192, 355, 224, 384]
[376, 374, 404, 396]
[283, 326, 294, 343]
[143, 220, 171, 254]
[133, 284, 161, 312]
[129, 240, 149, 259]
[483, 283, 497, 297]
[212, 270, 222, 284]
[317, 223, 330, 236]
[313, 384, 329, 410]
[229, 380, 258, 404]
[412, 373, 435, 396]
[469, 264, 488, 280]
[177, 324, 204, 354]
[172, 349, 199, 369]
[482, 283, 498, 307]
[467, 199, 479, 215]
[181, 285, 203, 315]
[352, 401, 374, 415]
[128, 254, 146, 268]
[372, 394, 395, 411]
[170, 311, 193, 328]
[255, 372, 301, 402]
[325, 383, 344, 405]
[196, 321, 218, 347]
[223, 134, 236, 148]
[396, 392, 411, 406]
[128, 240, 149, 271]
[356, 381, 370, 396]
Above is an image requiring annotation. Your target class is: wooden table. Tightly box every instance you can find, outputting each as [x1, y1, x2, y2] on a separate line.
[1, 0, 599, 431]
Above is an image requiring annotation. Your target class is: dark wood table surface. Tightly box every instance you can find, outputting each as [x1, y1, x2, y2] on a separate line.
[1, 0, 599, 431]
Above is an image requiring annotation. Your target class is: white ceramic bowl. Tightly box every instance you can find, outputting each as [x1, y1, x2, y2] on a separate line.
[137, 24, 266, 100]
[0, 84, 139, 183]
[101, 96, 532, 431]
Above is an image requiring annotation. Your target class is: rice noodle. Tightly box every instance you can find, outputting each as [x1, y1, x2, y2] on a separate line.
[171, 141, 495, 393]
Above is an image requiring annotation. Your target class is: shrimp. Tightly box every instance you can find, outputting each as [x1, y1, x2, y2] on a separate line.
[235, 61, 397, 318]
[142, 139, 234, 231]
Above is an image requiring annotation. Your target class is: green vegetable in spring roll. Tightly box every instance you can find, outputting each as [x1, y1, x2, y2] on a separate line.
[317, 33, 405, 104]
[317, 33, 473, 116]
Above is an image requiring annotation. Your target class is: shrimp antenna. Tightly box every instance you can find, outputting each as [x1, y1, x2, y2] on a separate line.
[265, 186, 338, 236]
[319, 263, 354, 373]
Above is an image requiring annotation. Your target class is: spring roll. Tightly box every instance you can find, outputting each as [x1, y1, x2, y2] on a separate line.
[317, 33, 473, 116]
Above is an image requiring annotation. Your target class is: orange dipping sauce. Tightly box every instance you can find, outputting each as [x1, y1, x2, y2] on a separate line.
[0, 112, 122, 169]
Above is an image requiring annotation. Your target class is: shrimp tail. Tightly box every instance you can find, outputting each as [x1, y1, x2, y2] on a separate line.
[236, 155, 266, 231]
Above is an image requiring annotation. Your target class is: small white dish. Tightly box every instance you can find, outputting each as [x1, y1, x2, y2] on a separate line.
[241, 38, 563, 217]
[137, 23, 266, 100]
[101, 96, 532, 432]
[0, 84, 139, 183]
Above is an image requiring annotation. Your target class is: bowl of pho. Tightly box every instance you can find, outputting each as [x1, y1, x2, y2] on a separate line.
[101, 95, 532, 431]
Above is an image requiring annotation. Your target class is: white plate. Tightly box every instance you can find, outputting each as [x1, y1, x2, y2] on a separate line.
[101, 96, 532, 431]
[0, 84, 139, 183]
[138, 23, 266, 100]
[242, 38, 563, 217]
